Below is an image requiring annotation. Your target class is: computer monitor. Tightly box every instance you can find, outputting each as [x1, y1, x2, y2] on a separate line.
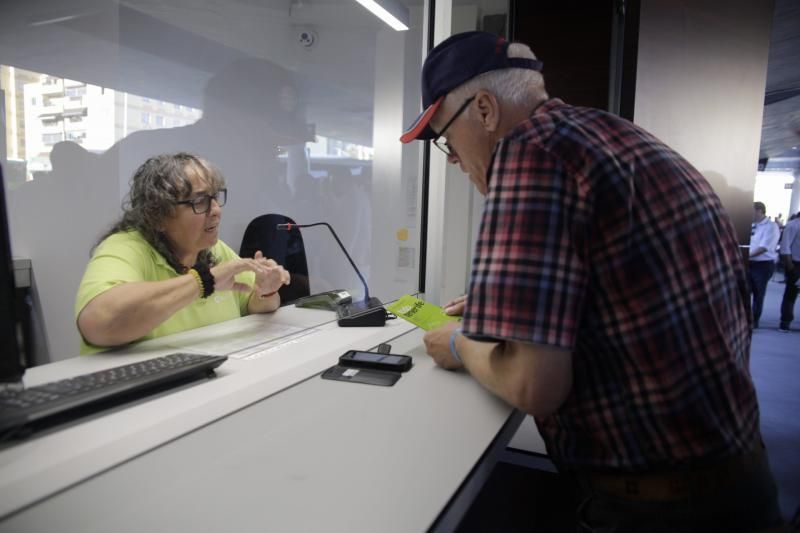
[0, 162, 25, 383]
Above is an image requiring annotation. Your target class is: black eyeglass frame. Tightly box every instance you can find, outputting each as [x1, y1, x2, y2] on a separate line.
[431, 95, 476, 156]
[174, 188, 227, 215]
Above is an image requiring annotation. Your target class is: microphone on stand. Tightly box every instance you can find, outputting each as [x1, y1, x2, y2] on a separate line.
[276, 222, 387, 327]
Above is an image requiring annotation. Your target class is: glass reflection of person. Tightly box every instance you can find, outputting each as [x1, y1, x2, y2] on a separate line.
[103, 58, 316, 288]
[108, 58, 310, 230]
[75, 153, 290, 354]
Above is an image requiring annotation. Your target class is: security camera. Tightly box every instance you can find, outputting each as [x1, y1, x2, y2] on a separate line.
[298, 29, 317, 48]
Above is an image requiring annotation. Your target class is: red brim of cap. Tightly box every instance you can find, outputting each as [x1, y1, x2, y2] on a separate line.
[400, 96, 444, 143]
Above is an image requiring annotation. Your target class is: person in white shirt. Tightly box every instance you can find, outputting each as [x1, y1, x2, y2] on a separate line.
[779, 213, 800, 332]
[749, 202, 780, 328]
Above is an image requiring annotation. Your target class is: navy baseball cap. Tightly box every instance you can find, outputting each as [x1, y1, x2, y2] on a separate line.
[400, 31, 543, 143]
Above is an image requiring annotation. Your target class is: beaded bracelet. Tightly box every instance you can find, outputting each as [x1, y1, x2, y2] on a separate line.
[191, 262, 215, 298]
[188, 268, 204, 298]
[449, 327, 463, 365]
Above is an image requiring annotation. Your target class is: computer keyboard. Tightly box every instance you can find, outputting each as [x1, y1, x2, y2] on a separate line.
[0, 352, 227, 434]
[336, 297, 387, 327]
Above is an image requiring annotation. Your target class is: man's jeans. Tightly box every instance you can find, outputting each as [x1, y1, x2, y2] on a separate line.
[780, 262, 800, 328]
[748, 261, 775, 327]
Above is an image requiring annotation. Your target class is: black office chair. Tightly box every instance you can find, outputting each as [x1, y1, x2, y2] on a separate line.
[239, 214, 310, 305]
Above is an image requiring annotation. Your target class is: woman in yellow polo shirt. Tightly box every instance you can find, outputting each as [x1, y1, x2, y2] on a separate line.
[76, 153, 290, 354]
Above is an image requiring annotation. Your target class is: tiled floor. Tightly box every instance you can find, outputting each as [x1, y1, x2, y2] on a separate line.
[751, 278, 800, 519]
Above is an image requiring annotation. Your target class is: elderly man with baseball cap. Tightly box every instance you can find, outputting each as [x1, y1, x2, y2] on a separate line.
[403, 31, 784, 532]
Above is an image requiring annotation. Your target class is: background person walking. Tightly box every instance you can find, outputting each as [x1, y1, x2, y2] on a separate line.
[749, 202, 780, 328]
[779, 212, 800, 332]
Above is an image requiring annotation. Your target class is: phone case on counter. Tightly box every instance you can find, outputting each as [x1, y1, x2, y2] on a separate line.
[320, 365, 401, 387]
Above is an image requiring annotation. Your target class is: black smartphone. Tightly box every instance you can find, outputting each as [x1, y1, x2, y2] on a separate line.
[338, 350, 413, 372]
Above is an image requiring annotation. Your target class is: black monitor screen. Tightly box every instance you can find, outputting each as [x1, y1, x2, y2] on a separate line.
[0, 163, 24, 383]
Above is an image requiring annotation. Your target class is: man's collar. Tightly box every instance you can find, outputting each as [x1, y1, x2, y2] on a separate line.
[503, 98, 565, 143]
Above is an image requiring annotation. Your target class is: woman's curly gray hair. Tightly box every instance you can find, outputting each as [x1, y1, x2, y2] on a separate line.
[98, 153, 226, 273]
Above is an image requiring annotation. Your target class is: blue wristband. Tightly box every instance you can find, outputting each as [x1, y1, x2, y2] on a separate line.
[449, 328, 463, 364]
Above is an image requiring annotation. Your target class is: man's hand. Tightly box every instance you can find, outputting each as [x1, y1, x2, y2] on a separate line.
[443, 295, 467, 316]
[423, 321, 463, 370]
[425, 321, 574, 417]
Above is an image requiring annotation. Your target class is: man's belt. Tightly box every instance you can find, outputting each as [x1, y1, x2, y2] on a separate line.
[581, 447, 765, 502]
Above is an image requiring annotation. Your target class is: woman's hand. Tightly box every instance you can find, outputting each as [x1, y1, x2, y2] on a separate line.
[252, 251, 291, 297]
[210, 258, 266, 293]
[243, 252, 290, 314]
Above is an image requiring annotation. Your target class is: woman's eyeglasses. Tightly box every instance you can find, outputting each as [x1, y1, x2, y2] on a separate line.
[174, 188, 227, 214]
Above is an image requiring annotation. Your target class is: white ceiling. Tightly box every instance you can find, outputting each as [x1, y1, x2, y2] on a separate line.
[0, 0, 433, 146]
[4, 0, 792, 161]
[760, 0, 800, 164]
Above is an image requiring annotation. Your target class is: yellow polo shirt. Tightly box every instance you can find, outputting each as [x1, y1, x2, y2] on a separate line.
[76, 230, 254, 354]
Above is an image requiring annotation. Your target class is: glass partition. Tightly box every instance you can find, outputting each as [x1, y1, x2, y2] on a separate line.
[0, 0, 425, 361]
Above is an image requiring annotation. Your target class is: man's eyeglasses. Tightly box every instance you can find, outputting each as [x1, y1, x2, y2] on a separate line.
[432, 95, 476, 156]
[174, 189, 227, 214]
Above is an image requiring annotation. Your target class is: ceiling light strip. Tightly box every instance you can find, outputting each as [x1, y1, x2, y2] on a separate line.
[353, 0, 409, 31]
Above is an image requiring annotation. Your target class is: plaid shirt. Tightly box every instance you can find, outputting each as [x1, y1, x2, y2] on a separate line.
[462, 99, 759, 472]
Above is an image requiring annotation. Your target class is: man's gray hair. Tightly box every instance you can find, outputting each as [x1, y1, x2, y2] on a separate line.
[450, 42, 548, 107]
[97, 153, 226, 273]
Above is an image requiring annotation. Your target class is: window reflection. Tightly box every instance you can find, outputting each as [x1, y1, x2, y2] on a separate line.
[1, 0, 422, 361]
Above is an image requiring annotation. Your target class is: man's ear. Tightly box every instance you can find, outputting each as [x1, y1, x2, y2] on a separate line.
[474, 90, 500, 133]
